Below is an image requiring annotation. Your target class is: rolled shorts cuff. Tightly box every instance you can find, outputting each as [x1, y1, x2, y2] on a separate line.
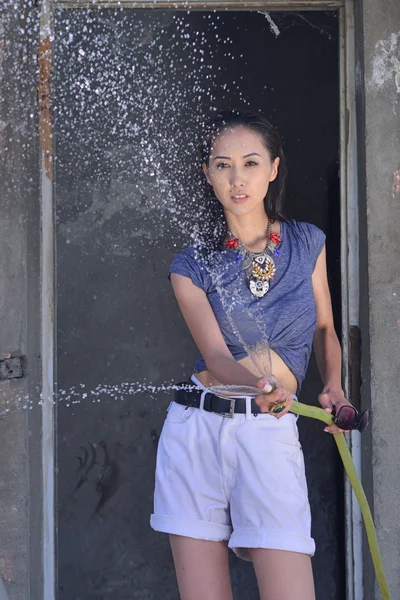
[228, 527, 316, 561]
[150, 514, 232, 542]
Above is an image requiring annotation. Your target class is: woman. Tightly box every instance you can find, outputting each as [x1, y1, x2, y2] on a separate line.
[150, 111, 356, 600]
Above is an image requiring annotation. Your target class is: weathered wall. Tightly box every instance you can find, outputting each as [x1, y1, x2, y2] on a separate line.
[1, 0, 399, 599]
[360, 0, 400, 598]
[0, 3, 42, 600]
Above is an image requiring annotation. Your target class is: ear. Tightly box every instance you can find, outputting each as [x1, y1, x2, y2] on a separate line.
[202, 162, 211, 184]
[269, 157, 280, 182]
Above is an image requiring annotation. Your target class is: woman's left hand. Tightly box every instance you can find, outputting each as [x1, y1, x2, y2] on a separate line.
[318, 388, 353, 434]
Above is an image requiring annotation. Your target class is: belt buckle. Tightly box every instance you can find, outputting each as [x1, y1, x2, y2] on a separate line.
[216, 397, 236, 419]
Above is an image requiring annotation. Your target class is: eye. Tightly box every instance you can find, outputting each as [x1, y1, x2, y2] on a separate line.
[245, 160, 258, 167]
[215, 162, 229, 169]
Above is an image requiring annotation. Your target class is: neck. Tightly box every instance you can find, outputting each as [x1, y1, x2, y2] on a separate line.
[225, 209, 271, 251]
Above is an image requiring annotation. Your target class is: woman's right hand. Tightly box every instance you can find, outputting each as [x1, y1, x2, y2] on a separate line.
[255, 376, 293, 419]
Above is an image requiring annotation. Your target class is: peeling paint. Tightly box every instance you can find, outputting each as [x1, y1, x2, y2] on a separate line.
[0, 550, 12, 583]
[369, 32, 400, 93]
[38, 35, 52, 179]
[393, 170, 400, 197]
[257, 12, 280, 37]
[0, 21, 7, 148]
[396, 71, 400, 93]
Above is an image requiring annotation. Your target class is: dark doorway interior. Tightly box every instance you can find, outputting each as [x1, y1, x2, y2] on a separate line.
[55, 9, 343, 599]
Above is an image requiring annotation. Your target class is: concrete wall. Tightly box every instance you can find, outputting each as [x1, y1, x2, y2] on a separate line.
[0, 3, 42, 600]
[360, 0, 400, 598]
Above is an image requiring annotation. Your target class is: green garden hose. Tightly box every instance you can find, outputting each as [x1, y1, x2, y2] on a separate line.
[290, 402, 392, 600]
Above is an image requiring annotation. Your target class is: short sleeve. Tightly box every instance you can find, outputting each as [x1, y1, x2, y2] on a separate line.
[169, 247, 212, 293]
[298, 222, 326, 271]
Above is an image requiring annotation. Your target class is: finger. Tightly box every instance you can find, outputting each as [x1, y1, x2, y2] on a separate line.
[256, 395, 283, 413]
[322, 410, 335, 432]
[318, 393, 334, 411]
[269, 388, 285, 402]
[256, 386, 292, 413]
[255, 389, 281, 409]
[273, 398, 293, 419]
[263, 381, 275, 393]
[270, 397, 293, 419]
[324, 425, 346, 434]
[262, 381, 276, 393]
[257, 376, 279, 393]
[256, 379, 272, 392]
[255, 395, 271, 412]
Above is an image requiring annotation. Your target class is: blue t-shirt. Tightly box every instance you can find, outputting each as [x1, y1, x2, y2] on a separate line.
[169, 219, 326, 391]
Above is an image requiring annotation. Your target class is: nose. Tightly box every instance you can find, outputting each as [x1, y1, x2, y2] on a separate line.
[230, 167, 245, 188]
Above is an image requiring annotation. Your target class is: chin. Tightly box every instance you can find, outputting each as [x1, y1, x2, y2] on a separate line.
[229, 202, 258, 216]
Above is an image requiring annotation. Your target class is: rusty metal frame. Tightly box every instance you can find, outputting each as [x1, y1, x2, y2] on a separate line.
[339, 3, 363, 599]
[39, 1, 56, 599]
[39, 1, 361, 599]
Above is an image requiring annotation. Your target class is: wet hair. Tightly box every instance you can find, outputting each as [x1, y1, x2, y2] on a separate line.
[196, 110, 287, 251]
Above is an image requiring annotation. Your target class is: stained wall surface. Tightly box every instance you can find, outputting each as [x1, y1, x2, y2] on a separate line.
[360, 1, 400, 598]
[0, 3, 42, 600]
[54, 10, 344, 600]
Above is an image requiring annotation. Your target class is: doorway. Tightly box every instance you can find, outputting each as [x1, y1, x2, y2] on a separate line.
[54, 9, 344, 598]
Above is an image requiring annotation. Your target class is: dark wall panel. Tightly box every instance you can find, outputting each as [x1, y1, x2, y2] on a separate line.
[55, 10, 343, 599]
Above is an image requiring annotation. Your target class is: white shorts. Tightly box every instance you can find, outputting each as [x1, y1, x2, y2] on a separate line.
[150, 376, 315, 561]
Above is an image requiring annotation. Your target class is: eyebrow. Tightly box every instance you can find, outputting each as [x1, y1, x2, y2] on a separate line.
[213, 152, 261, 161]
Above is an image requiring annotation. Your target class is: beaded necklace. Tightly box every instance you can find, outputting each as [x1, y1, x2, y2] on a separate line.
[224, 220, 282, 299]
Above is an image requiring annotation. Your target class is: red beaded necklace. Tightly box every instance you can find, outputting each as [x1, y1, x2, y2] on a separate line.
[224, 231, 282, 250]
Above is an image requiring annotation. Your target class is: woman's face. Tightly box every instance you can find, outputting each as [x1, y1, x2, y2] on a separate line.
[202, 126, 280, 217]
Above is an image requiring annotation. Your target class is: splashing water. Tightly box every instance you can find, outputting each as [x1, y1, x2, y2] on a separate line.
[1, 10, 326, 418]
[51, 9, 277, 420]
[55, 9, 253, 256]
[0, 340, 269, 421]
[0, 378, 267, 422]
[0, 380, 198, 419]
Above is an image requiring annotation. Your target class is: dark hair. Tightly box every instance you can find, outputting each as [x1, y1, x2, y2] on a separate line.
[195, 110, 287, 252]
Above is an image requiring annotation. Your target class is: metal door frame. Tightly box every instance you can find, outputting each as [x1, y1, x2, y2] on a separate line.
[39, 1, 362, 597]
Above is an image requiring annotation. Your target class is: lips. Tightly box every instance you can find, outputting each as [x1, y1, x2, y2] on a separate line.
[231, 194, 249, 204]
